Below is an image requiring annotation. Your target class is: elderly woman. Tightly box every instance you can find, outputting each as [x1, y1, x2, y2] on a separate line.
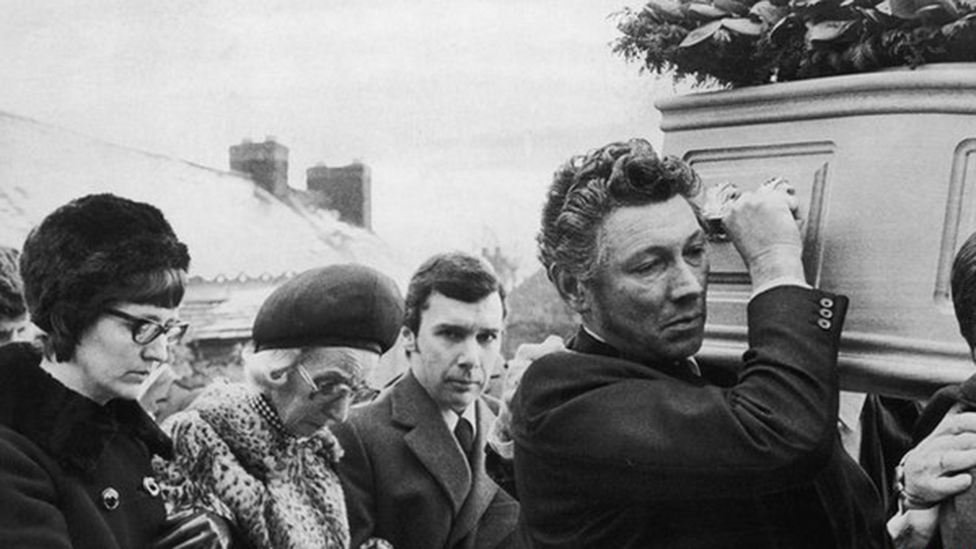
[0, 194, 223, 548]
[158, 264, 404, 549]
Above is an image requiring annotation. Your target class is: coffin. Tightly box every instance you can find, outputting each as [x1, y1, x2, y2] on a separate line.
[656, 64, 976, 399]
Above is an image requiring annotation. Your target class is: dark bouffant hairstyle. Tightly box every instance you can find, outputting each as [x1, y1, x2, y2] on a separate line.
[404, 252, 506, 334]
[0, 246, 26, 319]
[952, 231, 976, 350]
[537, 138, 704, 292]
[20, 193, 191, 361]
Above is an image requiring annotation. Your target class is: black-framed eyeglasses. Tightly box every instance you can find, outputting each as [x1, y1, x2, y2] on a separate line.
[297, 364, 375, 403]
[103, 308, 190, 345]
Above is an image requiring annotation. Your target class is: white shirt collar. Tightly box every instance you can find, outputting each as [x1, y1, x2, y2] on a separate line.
[582, 324, 606, 343]
[443, 403, 477, 434]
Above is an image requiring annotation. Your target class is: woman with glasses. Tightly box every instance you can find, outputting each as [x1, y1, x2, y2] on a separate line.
[157, 264, 404, 549]
[0, 193, 226, 549]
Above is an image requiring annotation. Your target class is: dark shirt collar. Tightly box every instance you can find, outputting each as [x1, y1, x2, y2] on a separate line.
[570, 326, 705, 385]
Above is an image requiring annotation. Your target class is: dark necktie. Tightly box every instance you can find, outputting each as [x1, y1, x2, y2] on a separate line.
[454, 415, 474, 459]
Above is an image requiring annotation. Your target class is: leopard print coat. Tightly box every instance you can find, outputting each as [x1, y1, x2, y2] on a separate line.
[155, 380, 351, 549]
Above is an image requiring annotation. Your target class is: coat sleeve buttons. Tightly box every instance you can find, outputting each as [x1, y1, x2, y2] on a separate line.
[142, 476, 161, 497]
[101, 487, 120, 511]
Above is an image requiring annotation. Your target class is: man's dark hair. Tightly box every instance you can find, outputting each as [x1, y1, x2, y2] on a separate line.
[404, 252, 506, 334]
[0, 246, 26, 320]
[951, 231, 976, 350]
[537, 138, 703, 294]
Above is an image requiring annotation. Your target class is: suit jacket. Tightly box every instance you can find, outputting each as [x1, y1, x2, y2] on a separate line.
[510, 285, 889, 549]
[333, 370, 519, 549]
[909, 372, 976, 549]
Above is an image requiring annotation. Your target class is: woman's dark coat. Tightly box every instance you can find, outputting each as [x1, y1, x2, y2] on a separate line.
[0, 342, 172, 549]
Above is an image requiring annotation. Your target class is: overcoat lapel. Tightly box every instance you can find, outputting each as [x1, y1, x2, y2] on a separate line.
[447, 398, 499, 547]
[393, 372, 471, 514]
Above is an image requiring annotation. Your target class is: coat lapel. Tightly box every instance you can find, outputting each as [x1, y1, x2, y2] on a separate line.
[392, 372, 471, 514]
[447, 398, 499, 548]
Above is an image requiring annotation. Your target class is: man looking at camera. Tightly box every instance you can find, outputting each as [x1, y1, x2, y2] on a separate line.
[509, 139, 888, 549]
[334, 252, 519, 549]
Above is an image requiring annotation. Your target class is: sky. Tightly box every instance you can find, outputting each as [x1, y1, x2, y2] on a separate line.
[1, 0, 686, 281]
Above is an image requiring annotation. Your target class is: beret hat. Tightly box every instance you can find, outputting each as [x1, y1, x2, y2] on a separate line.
[252, 263, 404, 354]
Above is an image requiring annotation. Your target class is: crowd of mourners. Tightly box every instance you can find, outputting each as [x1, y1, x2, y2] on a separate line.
[3, 139, 976, 549]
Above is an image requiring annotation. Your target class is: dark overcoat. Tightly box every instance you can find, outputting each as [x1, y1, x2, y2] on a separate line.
[908, 372, 976, 549]
[510, 285, 890, 549]
[333, 370, 519, 549]
[0, 342, 172, 549]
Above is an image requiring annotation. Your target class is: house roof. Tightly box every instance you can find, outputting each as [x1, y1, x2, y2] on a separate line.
[180, 282, 280, 341]
[0, 111, 411, 286]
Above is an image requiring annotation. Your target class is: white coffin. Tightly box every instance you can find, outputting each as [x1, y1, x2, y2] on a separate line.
[657, 64, 976, 398]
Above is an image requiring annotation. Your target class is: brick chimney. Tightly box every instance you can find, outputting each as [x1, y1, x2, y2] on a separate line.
[306, 161, 372, 230]
[229, 137, 289, 198]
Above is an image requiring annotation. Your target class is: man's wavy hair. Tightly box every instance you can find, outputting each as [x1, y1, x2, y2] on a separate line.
[0, 246, 26, 320]
[537, 138, 704, 294]
[951, 231, 976, 350]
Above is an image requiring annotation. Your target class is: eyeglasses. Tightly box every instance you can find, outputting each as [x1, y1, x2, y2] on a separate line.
[297, 364, 374, 403]
[103, 308, 190, 345]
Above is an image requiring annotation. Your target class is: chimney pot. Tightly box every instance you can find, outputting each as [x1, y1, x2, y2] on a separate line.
[306, 162, 371, 230]
[229, 138, 290, 198]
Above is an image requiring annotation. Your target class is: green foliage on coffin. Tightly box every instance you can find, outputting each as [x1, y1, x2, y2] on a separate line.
[613, 0, 976, 87]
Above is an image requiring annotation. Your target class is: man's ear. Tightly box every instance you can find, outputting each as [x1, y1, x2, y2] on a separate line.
[551, 266, 590, 315]
[401, 326, 417, 353]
